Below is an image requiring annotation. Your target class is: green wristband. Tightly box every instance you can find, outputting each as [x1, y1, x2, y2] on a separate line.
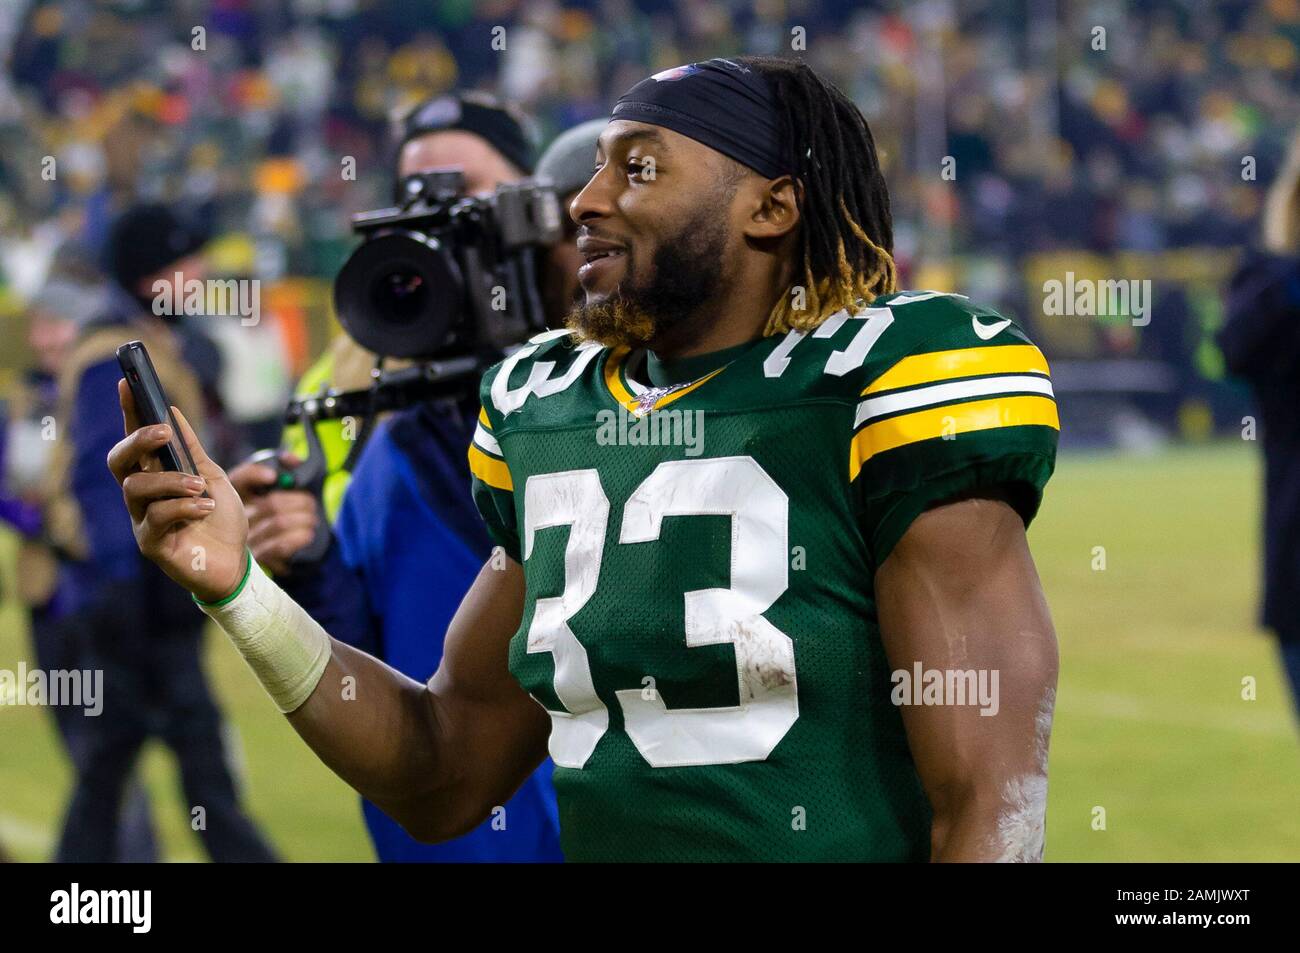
[193, 549, 253, 608]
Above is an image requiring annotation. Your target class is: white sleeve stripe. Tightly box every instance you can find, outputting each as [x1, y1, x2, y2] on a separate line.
[855, 374, 1055, 428]
[473, 423, 502, 456]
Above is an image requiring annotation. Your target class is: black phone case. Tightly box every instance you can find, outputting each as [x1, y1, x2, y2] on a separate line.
[116, 340, 200, 477]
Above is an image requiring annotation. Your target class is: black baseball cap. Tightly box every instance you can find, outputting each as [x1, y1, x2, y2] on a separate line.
[103, 203, 210, 292]
[396, 91, 536, 176]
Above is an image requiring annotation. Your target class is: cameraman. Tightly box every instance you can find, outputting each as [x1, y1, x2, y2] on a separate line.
[279, 93, 541, 520]
[229, 104, 600, 862]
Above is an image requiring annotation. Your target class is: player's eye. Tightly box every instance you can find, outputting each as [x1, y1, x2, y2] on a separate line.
[626, 160, 648, 179]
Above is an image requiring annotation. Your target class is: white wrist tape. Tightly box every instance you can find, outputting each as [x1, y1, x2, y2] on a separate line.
[196, 553, 332, 713]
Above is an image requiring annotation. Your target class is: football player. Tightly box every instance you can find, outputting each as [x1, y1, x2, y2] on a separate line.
[109, 56, 1059, 861]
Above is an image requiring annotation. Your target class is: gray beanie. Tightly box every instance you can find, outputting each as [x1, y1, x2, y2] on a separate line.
[535, 118, 608, 199]
[31, 277, 105, 323]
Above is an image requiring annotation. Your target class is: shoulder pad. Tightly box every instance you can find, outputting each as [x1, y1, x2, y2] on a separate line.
[755, 291, 1039, 403]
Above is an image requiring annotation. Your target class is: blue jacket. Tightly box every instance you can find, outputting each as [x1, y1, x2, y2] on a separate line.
[282, 397, 562, 862]
[69, 339, 204, 635]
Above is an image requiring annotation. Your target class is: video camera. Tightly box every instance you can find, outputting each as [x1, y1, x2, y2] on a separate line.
[333, 168, 562, 362]
[283, 168, 562, 425]
[265, 170, 564, 568]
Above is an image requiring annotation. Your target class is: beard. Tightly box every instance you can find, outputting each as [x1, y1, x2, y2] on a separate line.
[566, 207, 731, 349]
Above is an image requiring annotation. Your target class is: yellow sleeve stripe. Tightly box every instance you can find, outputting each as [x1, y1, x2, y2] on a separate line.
[864, 344, 1050, 396]
[849, 394, 1059, 480]
[468, 444, 513, 491]
[478, 406, 492, 429]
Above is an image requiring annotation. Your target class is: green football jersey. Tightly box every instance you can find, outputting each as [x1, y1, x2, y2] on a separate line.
[469, 290, 1059, 861]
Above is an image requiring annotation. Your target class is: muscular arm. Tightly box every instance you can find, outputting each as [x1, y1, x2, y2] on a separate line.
[875, 491, 1058, 862]
[108, 382, 549, 843]
[286, 556, 551, 841]
[276, 540, 381, 656]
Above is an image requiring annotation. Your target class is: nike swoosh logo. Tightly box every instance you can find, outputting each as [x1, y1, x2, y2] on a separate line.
[972, 316, 1012, 340]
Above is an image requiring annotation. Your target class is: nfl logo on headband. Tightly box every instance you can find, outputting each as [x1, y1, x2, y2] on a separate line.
[650, 64, 700, 82]
[412, 95, 462, 128]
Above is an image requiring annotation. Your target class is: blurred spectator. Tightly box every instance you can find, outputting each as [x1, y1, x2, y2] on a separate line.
[1, 244, 159, 862]
[1219, 128, 1300, 712]
[50, 202, 277, 863]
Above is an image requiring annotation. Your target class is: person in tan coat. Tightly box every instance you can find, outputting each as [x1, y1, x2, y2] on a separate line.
[51, 204, 276, 863]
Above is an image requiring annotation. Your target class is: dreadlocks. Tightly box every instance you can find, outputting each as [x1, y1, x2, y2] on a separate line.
[736, 56, 898, 336]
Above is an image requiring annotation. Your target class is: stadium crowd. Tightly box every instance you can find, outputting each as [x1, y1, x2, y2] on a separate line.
[1, 0, 1297, 298]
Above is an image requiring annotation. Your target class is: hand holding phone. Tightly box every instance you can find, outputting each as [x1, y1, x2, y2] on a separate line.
[116, 341, 201, 476]
[109, 341, 249, 603]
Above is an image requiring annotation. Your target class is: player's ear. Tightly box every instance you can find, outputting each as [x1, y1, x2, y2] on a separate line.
[744, 174, 801, 241]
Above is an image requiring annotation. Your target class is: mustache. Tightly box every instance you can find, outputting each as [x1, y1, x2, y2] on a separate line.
[576, 226, 628, 246]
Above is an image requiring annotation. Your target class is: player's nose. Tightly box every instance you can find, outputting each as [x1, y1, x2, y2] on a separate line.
[570, 166, 615, 226]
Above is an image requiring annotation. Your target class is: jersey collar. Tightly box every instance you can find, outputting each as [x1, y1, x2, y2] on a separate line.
[603, 347, 725, 418]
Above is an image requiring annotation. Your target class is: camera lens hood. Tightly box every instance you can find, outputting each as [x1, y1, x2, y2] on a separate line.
[333, 230, 465, 359]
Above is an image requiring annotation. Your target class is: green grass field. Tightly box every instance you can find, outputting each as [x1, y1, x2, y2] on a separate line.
[2, 441, 1297, 861]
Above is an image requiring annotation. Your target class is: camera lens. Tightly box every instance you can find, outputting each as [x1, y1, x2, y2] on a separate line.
[372, 268, 428, 323]
[333, 230, 465, 359]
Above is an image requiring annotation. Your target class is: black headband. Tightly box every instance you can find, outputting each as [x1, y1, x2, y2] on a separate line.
[611, 58, 791, 179]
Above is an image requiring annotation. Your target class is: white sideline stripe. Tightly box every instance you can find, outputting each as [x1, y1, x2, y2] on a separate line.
[855, 374, 1055, 428]
[1061, 691, 1294, 739]
[473, 424, 501, 456]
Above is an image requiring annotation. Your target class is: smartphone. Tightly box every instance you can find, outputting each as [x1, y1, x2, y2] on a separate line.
[116, 340, 200, 476]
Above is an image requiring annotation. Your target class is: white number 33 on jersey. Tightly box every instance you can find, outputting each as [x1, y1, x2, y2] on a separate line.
[522, 456, 799, 769]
